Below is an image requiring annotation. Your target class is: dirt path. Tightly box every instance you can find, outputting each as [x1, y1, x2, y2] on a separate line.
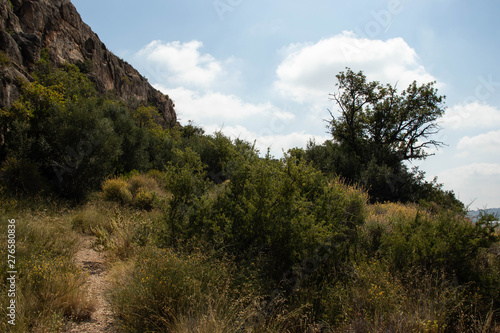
[63, 236, 118, 333]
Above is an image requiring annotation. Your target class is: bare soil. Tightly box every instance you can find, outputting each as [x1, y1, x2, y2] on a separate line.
[62, 236, 118, 333]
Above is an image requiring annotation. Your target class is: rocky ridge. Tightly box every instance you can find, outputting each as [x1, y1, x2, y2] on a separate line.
[0, 0, 176, 127]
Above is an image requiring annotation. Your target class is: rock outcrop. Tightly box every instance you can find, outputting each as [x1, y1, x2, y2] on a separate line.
[0, 0, 176, 127]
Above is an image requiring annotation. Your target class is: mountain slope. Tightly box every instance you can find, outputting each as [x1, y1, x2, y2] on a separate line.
[0, 0, 176, 127]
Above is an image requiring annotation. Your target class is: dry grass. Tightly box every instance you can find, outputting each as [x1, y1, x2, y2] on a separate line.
[0, 206, 95, 332]
[71, 202, 116, 235]
[366, 202, 429, 228]
[102, 173, 170, 210]
[327, 261, 497, 332]
[107, 247, 316, 333]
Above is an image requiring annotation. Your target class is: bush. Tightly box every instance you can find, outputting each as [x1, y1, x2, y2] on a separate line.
[102, 178, 132, 204]
[188, 153, 368, 284]
[125, 173, 160, 210]
[378, 210, 497, 282]
[127, 173, 158, 195]
[133, 189, 155, 210]
[0, 157, 45, 196]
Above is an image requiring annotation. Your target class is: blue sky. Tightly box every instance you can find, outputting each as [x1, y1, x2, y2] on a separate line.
[72, 0, 500, 209]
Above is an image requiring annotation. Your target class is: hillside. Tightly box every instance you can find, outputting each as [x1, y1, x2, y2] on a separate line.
[0, 0, 499, 332]
[0, 0, 176, 128]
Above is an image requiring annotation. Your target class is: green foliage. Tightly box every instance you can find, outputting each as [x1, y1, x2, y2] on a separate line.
[133, 189, 155, 210]
[160, 148, 208, 247]
[75, 58, 94, 74]
[34, 54, 96, 100]
[0, 156, 45, 195]
[70, 202, 116, 235]
[101, 101, 152, 173]
[1, 57, 498, 330]
[321, 260, 493, 332]
[189, 153, 368, 282]
[130, 105, 162, 131]
[303, 68, 455, 204]
[329, 68, 445, 162]
[303, 138, 463, 207]
[101, 173, 167, 211]
[378, 210, 497, 281]
[0, 59, 171, 198]
[359, 204, 499, 305]
[126, 173, 155, 194]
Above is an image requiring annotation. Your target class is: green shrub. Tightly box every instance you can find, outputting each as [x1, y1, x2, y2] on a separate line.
[190, 154, 368, 283]
[378, 210, 497, 281]
[0, 157, 45, 196]
[102, 178, 132, 204]
[127, 174, 151, 194]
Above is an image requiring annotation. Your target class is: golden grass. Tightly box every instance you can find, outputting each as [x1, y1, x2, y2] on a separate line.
[0, 206, 95, 332]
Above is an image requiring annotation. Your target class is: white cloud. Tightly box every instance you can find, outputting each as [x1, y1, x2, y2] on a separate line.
[154, 85, 295, 124]
[441, 102, 500, 130]
[274, 31, 437, 103]
[457, 130, 500, 156]
[204, 124, 329, 157]
[437, 163, 500, 208]
[136, 40, 224, 88]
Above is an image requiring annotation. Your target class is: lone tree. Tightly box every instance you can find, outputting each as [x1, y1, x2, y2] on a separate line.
[328, 68, 446, 167]
[305, 67, 451, 203]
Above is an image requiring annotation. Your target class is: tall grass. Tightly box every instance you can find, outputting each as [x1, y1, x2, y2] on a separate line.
[323, 260, 495, 332]
[107, 246, 316, 332]
[0, 202, 94, 332]
[107, 246, 234, 332]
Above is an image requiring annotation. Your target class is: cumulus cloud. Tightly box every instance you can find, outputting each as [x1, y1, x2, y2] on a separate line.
[441, 102, 500, 130]
[457, 130, 500, 157]
[274, 31, 437, 103]
[203, 124, 329, 157]
[437, 163, 500, 208]
[136, 40, 224, 88]
[154, 85, 295, 124]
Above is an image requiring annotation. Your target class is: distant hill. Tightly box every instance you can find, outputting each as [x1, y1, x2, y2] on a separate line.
[468, 207, 500, 222]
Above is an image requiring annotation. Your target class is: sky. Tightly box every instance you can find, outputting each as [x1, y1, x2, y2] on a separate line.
[71, 0, 500, 209]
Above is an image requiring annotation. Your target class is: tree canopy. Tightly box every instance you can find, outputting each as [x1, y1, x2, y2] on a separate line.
[328, 68, 446, 166]
[300, 68, 459, 205]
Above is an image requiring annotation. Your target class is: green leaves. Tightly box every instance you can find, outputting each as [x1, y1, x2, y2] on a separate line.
[185, 153, 368, 281]
[330, 68, 446, 162]
[305, 68, 454, 204]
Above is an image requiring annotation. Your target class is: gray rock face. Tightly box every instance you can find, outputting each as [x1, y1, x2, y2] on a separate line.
[0, 0, 176, 127]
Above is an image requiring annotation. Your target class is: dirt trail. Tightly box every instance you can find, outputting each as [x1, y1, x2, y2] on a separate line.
[63, 236, 118, 333]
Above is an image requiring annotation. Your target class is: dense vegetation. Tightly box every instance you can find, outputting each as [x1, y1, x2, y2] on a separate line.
[0, 57, 499, 332]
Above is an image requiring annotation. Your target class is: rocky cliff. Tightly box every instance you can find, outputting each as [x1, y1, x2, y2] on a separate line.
[0, 0, 176, 127]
